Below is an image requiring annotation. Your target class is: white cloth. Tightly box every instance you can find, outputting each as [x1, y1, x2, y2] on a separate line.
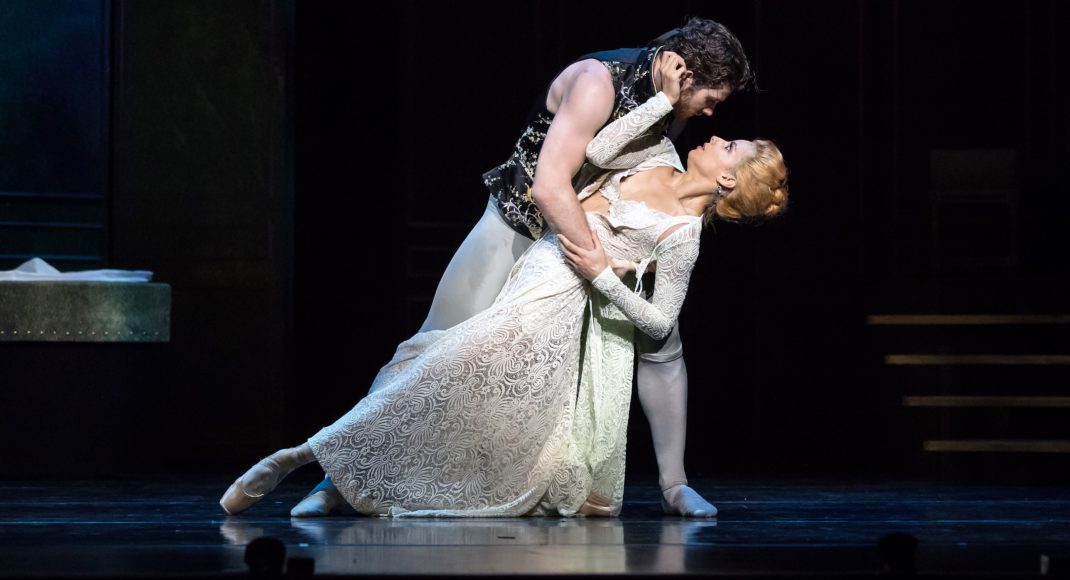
[0, 257, 153, 282]
[306, 90, 700, 518]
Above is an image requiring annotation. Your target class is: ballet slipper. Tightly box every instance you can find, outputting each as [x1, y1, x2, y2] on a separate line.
[290, 477, 346, 517]
[220, 451, 299, 515]
[661, 484, 718, 518]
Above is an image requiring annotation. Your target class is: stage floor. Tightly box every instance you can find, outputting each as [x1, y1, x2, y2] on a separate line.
[1, 472, 1068, 577]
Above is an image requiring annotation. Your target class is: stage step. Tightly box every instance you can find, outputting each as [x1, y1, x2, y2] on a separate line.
[923, 440, 1070, 453]
[869, 312, 1070, 480]
[869, 314, 1070, 325]
[904, 396, 1070, 408]
[885, 354, 1070, 365]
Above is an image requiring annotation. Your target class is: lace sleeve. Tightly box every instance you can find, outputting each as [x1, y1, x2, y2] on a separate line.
[586, 91, 673, 169]
[590, 222, 701, 340]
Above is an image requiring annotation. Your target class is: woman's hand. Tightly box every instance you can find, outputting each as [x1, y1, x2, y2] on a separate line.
[607, 258, 657, 278]
[558, 232, 610, 282]
[657, 51, 688, 105]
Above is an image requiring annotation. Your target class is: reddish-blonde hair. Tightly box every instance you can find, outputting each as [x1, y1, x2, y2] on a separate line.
[704, 139, 788, 225]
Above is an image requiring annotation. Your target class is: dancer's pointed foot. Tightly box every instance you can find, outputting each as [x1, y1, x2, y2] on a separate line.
[290, 477, 346, 517]
[219, 446, 312, 515]
[661, 484, 718, 518]
[578, 491, 613, 517]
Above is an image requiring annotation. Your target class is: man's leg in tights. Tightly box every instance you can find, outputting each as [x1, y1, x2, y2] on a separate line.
[291, 197, 533, 517]
[636, 322, 719, 517]
[415, 197, 535, 333]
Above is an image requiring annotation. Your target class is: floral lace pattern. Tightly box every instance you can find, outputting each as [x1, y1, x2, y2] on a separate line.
[586, 91, 674, 171]
[307, 177, 701, 519]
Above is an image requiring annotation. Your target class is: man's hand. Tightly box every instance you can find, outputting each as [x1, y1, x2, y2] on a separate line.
[558, 233, 611, 282]
[656, 51, 688, 105]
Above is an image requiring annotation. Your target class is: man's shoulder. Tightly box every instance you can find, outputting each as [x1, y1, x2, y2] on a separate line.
[571, 59, 613, 84]
[578, 47, 649, 65]
[565, 46, 651, 91]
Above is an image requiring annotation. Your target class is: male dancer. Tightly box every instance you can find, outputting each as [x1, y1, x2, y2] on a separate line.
[293, 17, 754, 518]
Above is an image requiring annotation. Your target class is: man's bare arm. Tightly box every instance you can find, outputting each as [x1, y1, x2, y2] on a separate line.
[530, 64, 615, 251]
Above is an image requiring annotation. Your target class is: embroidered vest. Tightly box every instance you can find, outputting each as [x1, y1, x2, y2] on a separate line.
[482, 46, 673, 240]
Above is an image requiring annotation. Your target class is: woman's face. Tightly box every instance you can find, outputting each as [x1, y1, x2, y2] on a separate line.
[688, 136, 756, 187]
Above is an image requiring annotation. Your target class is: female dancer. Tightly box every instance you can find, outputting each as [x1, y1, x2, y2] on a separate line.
[219, 99, 788, 518]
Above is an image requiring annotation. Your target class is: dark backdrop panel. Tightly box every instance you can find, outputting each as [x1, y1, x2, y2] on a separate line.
[0, 0, 107, 194]
[108, 0, 295, 473]
[0, 0, 109, 269]
[2, 0, 296, 478]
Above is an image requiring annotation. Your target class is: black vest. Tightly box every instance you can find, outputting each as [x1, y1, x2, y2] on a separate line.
[482, 46, 672, 240]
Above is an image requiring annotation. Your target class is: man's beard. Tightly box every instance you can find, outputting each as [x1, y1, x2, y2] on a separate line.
[677, 86, 697, 115]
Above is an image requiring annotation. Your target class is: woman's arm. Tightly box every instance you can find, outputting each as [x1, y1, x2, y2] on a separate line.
[585, 92, 674, 169]
[585, 51, 685, 169]
[590, 227, 699, 340]
[559, 223, 701, 340]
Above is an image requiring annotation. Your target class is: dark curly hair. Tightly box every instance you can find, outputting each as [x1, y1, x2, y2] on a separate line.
[650, 17, 756, 93]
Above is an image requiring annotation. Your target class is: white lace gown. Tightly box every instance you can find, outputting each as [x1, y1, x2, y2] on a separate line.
[306, 91, 701, 518]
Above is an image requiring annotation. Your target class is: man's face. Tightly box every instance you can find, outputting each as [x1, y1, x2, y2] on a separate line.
[673, 83, 732, 120]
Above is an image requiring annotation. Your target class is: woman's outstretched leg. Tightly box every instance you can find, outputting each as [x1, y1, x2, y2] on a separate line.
[636, 323, 718, 517]
[219, 443, 317, 515]
[292, 197, 533, 517]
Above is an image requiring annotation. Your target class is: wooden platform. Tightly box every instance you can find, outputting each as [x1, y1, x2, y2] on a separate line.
[0, 472, 1067, 578]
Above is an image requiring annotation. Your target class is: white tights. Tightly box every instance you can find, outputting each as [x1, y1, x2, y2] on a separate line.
[415, 197, 535, 334]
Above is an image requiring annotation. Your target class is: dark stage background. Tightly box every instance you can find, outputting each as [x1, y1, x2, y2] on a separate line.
[1, 0, 1068, 484]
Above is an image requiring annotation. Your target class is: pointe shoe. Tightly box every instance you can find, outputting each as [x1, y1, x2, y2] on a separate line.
[578, 492, 613, 517]
[220, 454, 290, 515]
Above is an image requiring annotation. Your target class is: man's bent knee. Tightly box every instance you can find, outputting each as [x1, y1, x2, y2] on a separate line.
[636, 323, 684, 363]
